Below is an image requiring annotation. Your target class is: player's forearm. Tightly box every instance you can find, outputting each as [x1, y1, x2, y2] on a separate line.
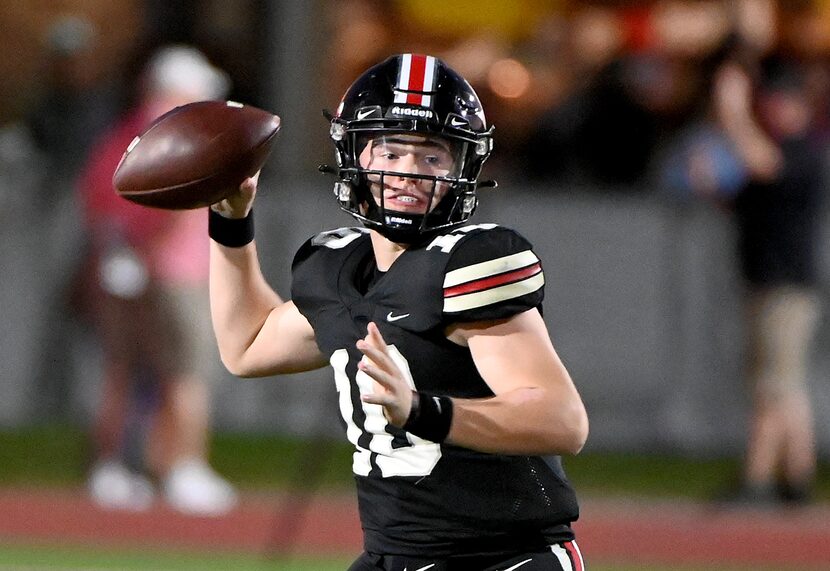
[447, 387, 589, 456]
[209, 239, 283, 373]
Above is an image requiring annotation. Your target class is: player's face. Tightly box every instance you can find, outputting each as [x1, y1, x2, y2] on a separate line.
[357, 134, 459, 214]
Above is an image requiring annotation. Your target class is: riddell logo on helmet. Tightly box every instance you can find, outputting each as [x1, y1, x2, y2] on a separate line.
[390, 106, 434, 119]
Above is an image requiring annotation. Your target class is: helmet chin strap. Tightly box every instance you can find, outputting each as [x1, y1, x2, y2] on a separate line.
[361, 204, 427, 244]
[374, 221, 427, 245]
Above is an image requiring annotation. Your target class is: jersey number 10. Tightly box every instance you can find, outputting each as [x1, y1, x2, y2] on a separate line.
[330, 347, 442, 478]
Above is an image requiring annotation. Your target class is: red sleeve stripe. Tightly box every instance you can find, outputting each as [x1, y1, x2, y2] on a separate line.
[443, 269, 544, 313]
[443, 262, 541, 298]
[443, 250, 539, 288]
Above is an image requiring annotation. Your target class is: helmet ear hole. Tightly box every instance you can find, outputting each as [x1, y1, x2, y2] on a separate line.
[330, 122, 346, 141]
[334, 181, 351, 203]
[462, 195, 477, 215]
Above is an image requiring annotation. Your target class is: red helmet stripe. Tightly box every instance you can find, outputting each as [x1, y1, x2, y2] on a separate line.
[406, 54, 427, 104]
[395, 54, 437, 107]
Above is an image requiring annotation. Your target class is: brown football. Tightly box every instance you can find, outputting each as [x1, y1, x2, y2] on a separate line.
[113, 100, 281, 209]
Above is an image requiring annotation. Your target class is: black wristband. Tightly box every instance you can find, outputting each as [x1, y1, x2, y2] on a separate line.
[403, 391, 454, 443]
[209, 208, 254, 247]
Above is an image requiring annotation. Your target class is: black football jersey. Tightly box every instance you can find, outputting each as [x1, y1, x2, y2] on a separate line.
[290, 223, 579, 557]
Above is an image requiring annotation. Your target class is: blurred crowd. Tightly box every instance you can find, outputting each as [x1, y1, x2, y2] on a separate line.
[323, 0, 830, 191]
[2, 1, 829, 190]
[0, 0, 829, 510]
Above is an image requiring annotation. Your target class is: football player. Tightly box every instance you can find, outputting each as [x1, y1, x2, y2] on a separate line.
[209, 54, 589, 571]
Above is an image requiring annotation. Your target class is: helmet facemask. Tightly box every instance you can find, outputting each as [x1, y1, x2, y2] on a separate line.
[336, 133, 475, 243]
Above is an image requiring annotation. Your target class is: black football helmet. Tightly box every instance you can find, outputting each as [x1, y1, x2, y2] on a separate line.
[322, 53, 495, 243]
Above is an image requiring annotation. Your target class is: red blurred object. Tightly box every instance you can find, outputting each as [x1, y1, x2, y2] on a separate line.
[620, 6, 655, 53]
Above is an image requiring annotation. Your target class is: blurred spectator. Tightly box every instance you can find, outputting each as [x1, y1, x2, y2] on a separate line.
[77, 45, 237, 515]
[651, 1, 828, 504]
[520, 5, 661, 189]
[715, 52, 827, 505]
[28, 15, 122, 184]
[25, 15, 128, 422]
[655, 34, 752, 202]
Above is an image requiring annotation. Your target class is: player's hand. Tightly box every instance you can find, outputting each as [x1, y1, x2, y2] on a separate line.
[357, 322, 414, 427]
[210, 172, 259, 219]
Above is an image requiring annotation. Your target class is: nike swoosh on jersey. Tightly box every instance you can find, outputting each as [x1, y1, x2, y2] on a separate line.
[386, 311, 411, 322]
[502, 558, 533, 571]
[443, 250, 543, 313]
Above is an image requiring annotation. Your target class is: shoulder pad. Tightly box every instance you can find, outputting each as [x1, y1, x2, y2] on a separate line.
[440, 225, 545, 321]
[422, 223, 499, 255]
[292, 227, 369, 270]
[310, 227, 370, 249]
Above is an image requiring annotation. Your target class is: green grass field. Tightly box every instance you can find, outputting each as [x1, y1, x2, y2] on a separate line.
[2, 424, 829, 501]
[0, 543, 797, 571]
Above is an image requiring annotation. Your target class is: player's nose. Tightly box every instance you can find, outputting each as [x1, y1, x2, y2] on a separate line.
[391, 156, 428, 188]
[395, 153, 422, 176]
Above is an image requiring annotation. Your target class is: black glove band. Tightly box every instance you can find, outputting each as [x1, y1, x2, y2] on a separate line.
[403, 391, 453, 443]
[209, 208, 254, 247]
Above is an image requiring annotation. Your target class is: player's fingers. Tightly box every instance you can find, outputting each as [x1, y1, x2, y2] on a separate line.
[357, 359, 394, 388]
[212, 180, 255, 219]
[360, 324, 395, 368]
[360, 378, 410, 427]
[366, 322, 388, 351]
[361, 393, 393, 406]
[356, 340, 396, 373]
[239, 173, 259, 197]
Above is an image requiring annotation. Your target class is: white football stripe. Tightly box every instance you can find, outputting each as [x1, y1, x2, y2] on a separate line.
[398, 53, 412, 90]
[443, 273, 544, 313]
[126, 136, 141, 153]
[394, 54, 411, 103]
[550, 544, 573, 571]
[419, 55, 436, 106]
[570, 541, 584, 569]
[423, 55, 437, 91]
[443, 250, 539, 288]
